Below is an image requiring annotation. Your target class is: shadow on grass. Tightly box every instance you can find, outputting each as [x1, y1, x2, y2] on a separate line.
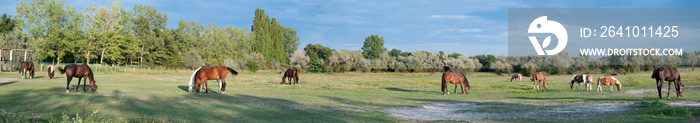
[0, 81, 18, 86]
[0, 87, 389, 122]
[384, 87, 434, 94]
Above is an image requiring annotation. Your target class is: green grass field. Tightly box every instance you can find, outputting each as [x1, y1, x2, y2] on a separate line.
[0, 68, 698, 122]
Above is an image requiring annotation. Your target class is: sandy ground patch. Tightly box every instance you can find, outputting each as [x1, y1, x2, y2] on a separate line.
[385, 102, 632, 122]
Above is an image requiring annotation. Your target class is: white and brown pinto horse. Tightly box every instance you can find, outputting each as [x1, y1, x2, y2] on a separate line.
[651, 66, 683, 99]
[510, 73, 522, 82]
[47, 64, 56, 79]
[596, 77, 621, 92]
[570, 75, 593, 91]
[190, 66, 238, 94]
[530, 72, 547, 90]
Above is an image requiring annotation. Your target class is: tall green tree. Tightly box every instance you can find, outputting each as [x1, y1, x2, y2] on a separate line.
[17, 0, 84, 64]
[0, 14, 16, 34]
[252, 8, 297, 68]
[132, 4, 167, 65]
[361, 34, 387, 60]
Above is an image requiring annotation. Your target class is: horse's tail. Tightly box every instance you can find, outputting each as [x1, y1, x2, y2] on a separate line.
[226, 67, 238, 76]
[58, 66, 66, 74]
[441, 73, 446, 94]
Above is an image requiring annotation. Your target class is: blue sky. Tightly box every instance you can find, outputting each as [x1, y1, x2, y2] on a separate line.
[1, 0, 698, 56]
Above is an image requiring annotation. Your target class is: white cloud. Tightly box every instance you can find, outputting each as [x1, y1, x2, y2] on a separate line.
[428, 28, 483, 36]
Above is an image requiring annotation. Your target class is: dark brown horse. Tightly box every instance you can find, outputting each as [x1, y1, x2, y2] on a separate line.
[281, 69, 299, 85]
[441, 72, 470, 95]
[192, 66, 238, 94]
[651, 66, 683, 99]
[19, 61, 34, 79]
[58, 64, 97, 93]
[530, 72, 547, 90]
[47, 64, 56, 79]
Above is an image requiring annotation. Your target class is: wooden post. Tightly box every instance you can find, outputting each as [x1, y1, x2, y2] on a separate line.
[9, 50, 13, 72]
[23, 50, 27, 61]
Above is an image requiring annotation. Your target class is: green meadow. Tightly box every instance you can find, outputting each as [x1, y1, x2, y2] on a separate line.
[0, 68, 698, 122]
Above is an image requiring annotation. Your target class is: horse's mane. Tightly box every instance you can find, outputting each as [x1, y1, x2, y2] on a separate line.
[459, 72, 470, 87]
[189, 67, 203, 92]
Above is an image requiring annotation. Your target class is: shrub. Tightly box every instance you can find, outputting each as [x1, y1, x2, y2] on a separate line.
[246, 60, 259, 72]
[182, 50, 205, 69]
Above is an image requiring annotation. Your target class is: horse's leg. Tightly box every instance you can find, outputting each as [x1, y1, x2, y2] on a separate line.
[656, 79, 663, 99]
[204, 80, 209, 93]
[75, 77, 82, 92]
[295, 76, 299, 85]
[66, 77, 73, 93]
[667, 81, 673, 98]
[460, 82, 465, 94]
[219, 79, 225, 94]
[83, 76, 88, 92]
[453, 83, 458, 94]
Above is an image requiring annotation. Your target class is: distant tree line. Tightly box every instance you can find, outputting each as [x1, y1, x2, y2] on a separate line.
[2, 0, 698, 74]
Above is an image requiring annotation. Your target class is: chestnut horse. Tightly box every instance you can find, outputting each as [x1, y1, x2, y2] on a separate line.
[597, 77, 621, 92]
[570, 75, 593, 91]
[510, 73, 522, 82]
[651, 66, 683, 99]
[530, 72, 547, 90]
[47, 64, 56, 79]
[441, 72, 470, 95]
[281, 69, 299, 85]
[19, 61, 34, 79]
[192, 66, 238, 94]
[58, 64, 97, 93]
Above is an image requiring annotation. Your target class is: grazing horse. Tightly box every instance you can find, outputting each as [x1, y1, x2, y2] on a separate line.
[510, 73, 522, 82]
[281, 69, 300, 85]
[47, 64, 56, 79]
[570, 75, 593, 91]
[19, 61, 34, 79]
[597, 77, 621, 92]
[651, 66, 683, 99]
[58, 64, 97, 93]
[530, 72, 547, 90]
[192, 66, 239, 94]
[441, 72, 470, 95]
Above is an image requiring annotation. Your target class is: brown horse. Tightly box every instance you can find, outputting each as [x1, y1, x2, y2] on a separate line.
[281, 69, 299, 85]
[47, 64, 56, 79]
[530, 72, 547, 90]
[441, 72, 470, 95]
[192, 66, 238, 94]
[19, 61, 34, 79]
[597, 77, 621, 92]
[570, 75, 593, 91]
[510, 73, 522, 82]
[58, 64, 97, 93]
[651, 66, 683, 99]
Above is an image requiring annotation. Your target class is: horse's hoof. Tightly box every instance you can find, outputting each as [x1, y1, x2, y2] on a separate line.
[66, 90, 70, 93]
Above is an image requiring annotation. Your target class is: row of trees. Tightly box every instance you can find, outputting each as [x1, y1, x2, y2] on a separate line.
[3, 0, 698, 74]
[6, 0, 299, 71]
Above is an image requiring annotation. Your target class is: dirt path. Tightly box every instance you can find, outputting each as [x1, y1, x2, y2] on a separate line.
[385, 102, 632, 122]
